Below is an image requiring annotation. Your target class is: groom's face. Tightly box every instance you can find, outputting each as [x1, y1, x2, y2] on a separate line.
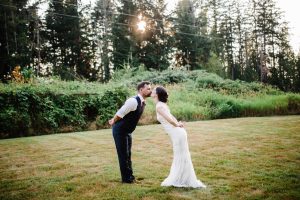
[140, 84, 152, 98]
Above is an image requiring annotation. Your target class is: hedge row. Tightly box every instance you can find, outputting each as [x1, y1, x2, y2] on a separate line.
[0, 87, 128, 138]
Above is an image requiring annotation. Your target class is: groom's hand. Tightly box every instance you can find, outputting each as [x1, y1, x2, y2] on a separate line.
[109, 118, 115, 126]
[109, 115, 121, 126]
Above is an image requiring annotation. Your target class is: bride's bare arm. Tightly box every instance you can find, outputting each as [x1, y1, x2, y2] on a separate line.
[156, 105, 183, 127]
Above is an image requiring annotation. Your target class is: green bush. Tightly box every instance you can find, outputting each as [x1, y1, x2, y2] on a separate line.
[1, 69, 299, 138]
[97, 87, 129, 127]
[111, 68, 198, 86]
[113, 68, 280, 96]
[0, 82, 129, 138]
[169, 89, 242, 120]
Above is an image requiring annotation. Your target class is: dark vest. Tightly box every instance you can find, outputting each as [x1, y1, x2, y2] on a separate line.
[114, 96, 145, 133]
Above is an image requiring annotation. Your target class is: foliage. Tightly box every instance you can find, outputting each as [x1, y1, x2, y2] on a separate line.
[204, 52, 226, 78]
[11, 66, 23, 82]
[97, 88, 129, 126]
[0, 0, 299, 91]
[11, 65, 34, 83]
[112, 67, 281, 95]
[111, 0, 137, 70]
[43, 0, 93, 80]
[0, 81, 128, 138]
[1, 69, 299, 138]
[0, 0, 33, 81]
[173, 0, 210, 70]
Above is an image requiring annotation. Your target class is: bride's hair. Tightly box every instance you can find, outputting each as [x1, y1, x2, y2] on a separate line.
[156, 86, 168, 103]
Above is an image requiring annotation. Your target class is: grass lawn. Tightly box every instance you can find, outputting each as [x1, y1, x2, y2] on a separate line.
[0, 116, 299, 200]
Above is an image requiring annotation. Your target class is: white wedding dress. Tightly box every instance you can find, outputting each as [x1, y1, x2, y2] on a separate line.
[156, 102, 206, 188]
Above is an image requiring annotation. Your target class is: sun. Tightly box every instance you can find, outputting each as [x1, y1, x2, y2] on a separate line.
[137, 20, 146, 32]
[137, 14, 146, 32]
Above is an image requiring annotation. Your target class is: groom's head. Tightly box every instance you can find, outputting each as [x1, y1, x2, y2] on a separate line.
[137, 81, 152, 98]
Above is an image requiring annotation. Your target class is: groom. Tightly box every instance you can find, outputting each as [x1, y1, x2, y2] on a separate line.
[109, 81, 152, 183]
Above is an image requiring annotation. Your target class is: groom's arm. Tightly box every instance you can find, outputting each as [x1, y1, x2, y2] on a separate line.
[109, 98, 138, 125]
[109, 115, 122, 125]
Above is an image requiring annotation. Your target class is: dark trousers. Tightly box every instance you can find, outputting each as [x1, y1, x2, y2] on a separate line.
[112, 125, 135, 182]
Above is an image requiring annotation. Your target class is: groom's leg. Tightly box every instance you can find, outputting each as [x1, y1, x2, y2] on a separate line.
[113, 127, 131, 182]
[127, 133, 134, 181]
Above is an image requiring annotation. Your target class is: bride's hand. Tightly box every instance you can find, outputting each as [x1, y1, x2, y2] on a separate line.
[177, 121, 184, 128]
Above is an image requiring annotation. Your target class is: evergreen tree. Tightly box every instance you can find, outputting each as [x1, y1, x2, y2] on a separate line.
[27, 3, 43, 76]
[112, 0, 138, 70]
[173, 0, 200, 70]
[249, 0, 282, 83]
[76, 3, 95, 80]
[295, 52, 300, 92]
[208, 0, 225, 57]
[135, 0, 173, 70]
[196, 4, 211, 67]
[219, 0, 236, 79]
[233, 0, 249, 80]
[44, 0, 90, 80]
[273, 24, 296, 91]
[0, 0, 31, 81]
[91, 0, 115, 81]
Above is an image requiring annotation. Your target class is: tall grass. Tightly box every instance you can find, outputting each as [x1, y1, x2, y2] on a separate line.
[140, 84, 300, 124]
[239, 94, 300, 116]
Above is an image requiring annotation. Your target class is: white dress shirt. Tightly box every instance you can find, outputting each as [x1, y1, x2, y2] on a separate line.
[116, 94, 145, 118]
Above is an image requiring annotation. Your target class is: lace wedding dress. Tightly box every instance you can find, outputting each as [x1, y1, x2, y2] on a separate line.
[156, 101, 206, 188]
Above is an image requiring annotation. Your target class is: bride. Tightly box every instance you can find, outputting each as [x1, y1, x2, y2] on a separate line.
[151, 86, 206, 188]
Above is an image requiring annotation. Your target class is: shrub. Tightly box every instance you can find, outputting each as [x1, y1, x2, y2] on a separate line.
[97, 87, 129, 127]
[0, 82, 129, 138]
[1, 69, 299, 138]
[112, 68, 199, 86]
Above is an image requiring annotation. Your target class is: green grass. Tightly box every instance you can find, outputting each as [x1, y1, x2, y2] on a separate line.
[1, 116, 299, 200]
[139, 85, 300, 125]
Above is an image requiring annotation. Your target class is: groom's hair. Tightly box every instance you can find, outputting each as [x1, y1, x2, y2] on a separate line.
[156, 86, 168, 103]
[137, 81, 151, 91]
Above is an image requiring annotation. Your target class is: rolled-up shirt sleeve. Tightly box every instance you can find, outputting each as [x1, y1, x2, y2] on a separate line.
[116, 98, 138, 118]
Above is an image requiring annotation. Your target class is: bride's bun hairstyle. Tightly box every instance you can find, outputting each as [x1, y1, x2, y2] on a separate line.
[156, 86, 168, 103]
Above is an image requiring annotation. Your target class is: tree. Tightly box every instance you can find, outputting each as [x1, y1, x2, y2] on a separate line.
[135, 0, 173, 70]
[196, 4, 211, 67]
[44, 0, 91, 80]
[295, 52, 300, 92]
[219, 0, 236, 79]
[112, 0, 138, 70]
[232, 0, 249, 80]
[173, 0, 200, 70]
[0, 0, 32, 82]
[91, 0, 115, 81]
[27, 3, 43, 76]
[248, 0, 282, 83]
[208, 0, 225, 57]
[272, 24, 296, 91]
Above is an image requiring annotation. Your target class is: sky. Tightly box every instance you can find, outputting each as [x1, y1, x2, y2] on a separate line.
[165, 0, 300, 53]
[35, 0, 300, 53]
[276, 0, 300, 53]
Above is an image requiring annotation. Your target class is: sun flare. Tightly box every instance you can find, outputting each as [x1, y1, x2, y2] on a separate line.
[137, 21, 146, 32]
